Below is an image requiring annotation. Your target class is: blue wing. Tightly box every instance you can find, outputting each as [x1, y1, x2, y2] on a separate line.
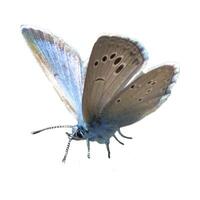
[22, 26, 84, 125]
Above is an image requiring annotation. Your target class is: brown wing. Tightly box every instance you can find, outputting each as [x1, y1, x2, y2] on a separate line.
[101, 65, 179, 127]
[82, 36, 147, 124]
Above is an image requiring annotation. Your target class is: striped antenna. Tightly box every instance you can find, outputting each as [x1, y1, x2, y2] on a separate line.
[62, 130, 77, 163]
[31, 125, 75, 134]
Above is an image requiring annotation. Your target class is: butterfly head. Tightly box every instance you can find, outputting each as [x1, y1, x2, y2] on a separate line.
[66, 125, 88, 140]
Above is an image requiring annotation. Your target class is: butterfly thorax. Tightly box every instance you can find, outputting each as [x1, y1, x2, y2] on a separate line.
[85, 119, 117, 144]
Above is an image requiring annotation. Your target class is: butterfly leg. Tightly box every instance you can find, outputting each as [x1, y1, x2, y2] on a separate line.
[118, 129, 132, 139]
[87, 139, 90, 159]
[113, 135, 124, 145]
[106, 143, 111, 159]
[65, 131, 71, 137]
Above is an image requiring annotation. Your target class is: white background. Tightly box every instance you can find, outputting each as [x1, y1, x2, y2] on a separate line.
[0, 0, 199, 199]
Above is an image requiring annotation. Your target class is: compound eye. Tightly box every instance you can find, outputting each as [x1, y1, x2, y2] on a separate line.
[76, 131, 83, 139]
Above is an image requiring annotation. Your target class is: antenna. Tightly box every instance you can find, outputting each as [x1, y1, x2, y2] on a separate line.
[31, 125, 75, 134]
[87, 139, 90, 158]
[62, 130, 76, 163]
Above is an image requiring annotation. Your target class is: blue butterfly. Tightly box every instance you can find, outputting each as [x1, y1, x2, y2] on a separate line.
[22, 26, 179, 161]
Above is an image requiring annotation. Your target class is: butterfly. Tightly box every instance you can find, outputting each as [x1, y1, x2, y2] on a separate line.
[21, 26, 179, 162]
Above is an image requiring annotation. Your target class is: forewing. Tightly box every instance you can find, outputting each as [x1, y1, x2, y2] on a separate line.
[101, 65, 179, 127]
[83, 36, 147, 124]
[22, 26, 84, 122]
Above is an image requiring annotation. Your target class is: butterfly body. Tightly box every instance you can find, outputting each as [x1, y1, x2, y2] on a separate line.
[22, 26, 179, 160]
[86, 120, 117, 144]
[73, 117, 117, 144]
